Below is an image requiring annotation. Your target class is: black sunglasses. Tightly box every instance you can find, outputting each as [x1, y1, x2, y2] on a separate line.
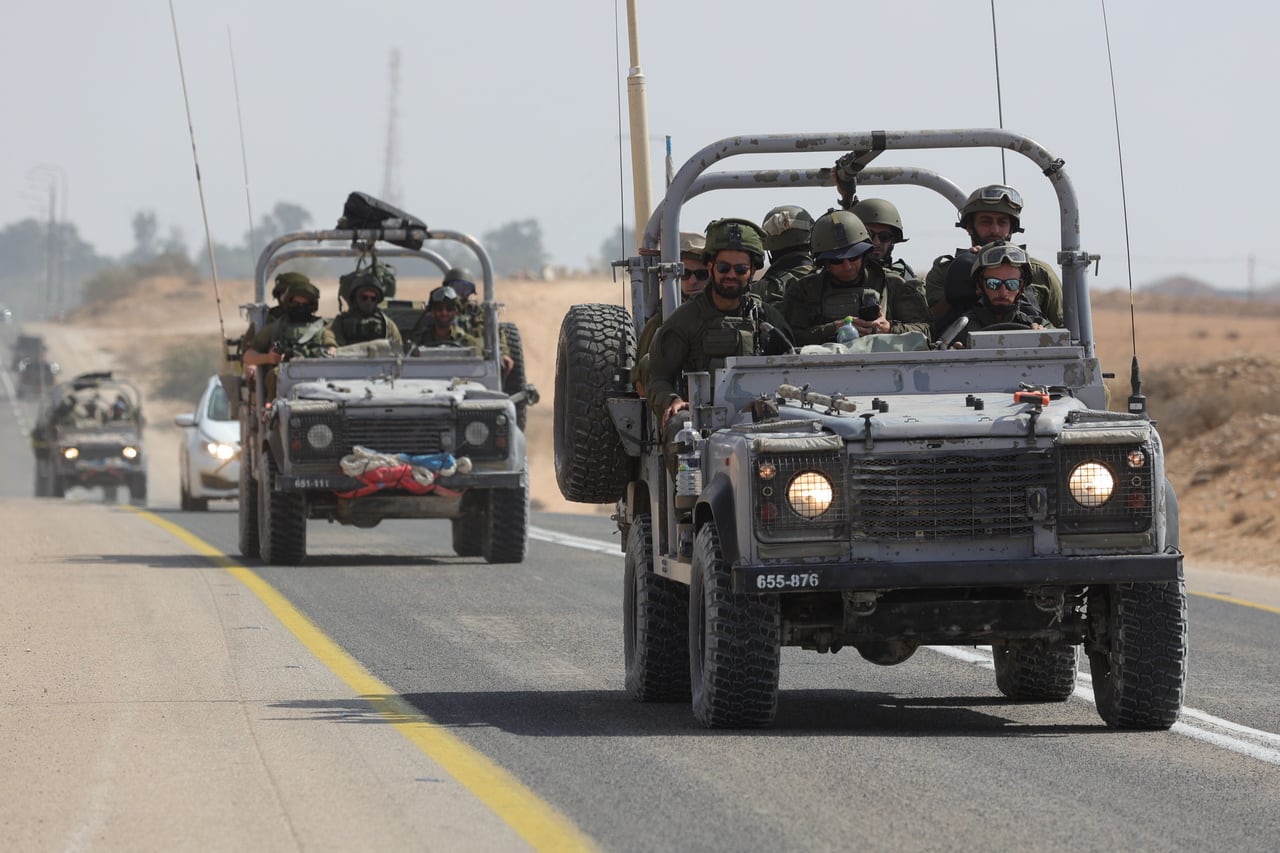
[984, 277, 1023, 292]
[714, 262, 751, 276]
[680, 268, 710, 282]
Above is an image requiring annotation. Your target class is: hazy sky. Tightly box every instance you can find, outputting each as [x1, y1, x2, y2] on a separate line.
[3, 1, 1278, 290]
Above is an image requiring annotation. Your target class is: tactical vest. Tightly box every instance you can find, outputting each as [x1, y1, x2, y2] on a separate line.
[819, 281, 887, 323]
[270, 317, 327, 357]
[333, 311, 388, 345]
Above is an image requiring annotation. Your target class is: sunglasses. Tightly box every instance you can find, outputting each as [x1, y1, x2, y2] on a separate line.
[823, 256, 861, 267]
[355, 293, 380, 303]
[984, 277, 1023, 292]
[680, 268, 710, 282]
[714, 262, 751, 276]
[867, 229, 896, 244]
[976, 185, 1024, 207]
[976, 243, 1029, 266]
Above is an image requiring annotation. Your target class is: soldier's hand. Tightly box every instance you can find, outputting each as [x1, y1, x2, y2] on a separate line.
[853, 311, 888, 335]
[662, 399, 689, 432]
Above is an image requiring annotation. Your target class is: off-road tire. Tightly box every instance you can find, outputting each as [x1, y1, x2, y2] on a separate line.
[689, 522, 781, 728]
[34, 459, 49, 497]
[624, 514, 691, 702]
[992, 640, 1078, 701]
[258, 451, 307, 565]
[129, 475, 147, 507]
[103, 484, 119, 504]
[481, 484, 528, 564]
[238, 450, 260, 558]
[51, 475, 66, 498]
[554, 303, 635, 503]
[451, 490, 486, 557]
[1089, 581, 1188, 730]
[499, 322, 528, 431]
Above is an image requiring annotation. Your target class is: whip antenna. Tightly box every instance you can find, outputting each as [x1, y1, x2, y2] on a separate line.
[227, 28, 256, 262]
[989, 0, 1007, 184]
[1100, 0, 1145, 414]
[168, 0, 228, 353]
[612, 0, 628, 293]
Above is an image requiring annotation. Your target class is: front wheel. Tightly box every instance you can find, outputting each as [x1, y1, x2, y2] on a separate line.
[238, 450, 260, 558]
[624, 514, 690, 702]
[992, 640, 1078, 701]
[1088, 581, 1188, 729]
[258, 452, 307, 565]
[689, 522, 780, 728]
[481, 484, 528, 564]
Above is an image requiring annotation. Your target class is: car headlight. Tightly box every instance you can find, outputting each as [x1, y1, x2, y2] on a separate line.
[306, 423, 334, 450]
[63, 447, 79, 460]
[1067, 461, 1114, 508]
[463, 420, 490, 446]
[204, 441, 236, 461]
[122, 446, 140, 460]
[787, 471, 834, 519]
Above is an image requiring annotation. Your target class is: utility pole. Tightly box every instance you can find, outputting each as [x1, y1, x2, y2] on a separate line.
[381, 48, 402, 206]
[26, 164, 67, 318]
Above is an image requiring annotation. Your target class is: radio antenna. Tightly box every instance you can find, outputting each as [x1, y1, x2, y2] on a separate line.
[168, 0, 228, 354]
[1100, 0, 1145, 415]
[227, 27, 256, 263]
[989, 0, 1007, 184]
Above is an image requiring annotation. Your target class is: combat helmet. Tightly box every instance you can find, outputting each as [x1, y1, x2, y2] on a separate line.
[850, 198, 908, 242]
[702, 217, 766, 267]
[339, 260, 397, 305]
[958, 184, 1025, 233]
[969, 241, 1033, 288]
[273, 271, 311, 301]
[282, 277, 321, 305]
[442, 266, 477, 301]
[428, 285, 460, 307]
[809, 210, 874, 262]
[759, 205, 814, 252]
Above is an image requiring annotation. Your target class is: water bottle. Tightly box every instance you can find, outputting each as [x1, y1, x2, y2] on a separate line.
[836, 316, 859, 344]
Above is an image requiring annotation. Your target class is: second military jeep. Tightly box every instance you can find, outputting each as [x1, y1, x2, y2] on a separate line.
[555, 129, 1187, 730]
[236, 206, 535, 566]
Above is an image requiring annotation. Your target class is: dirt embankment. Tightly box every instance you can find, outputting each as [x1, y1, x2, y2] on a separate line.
[42, 279, 1280, 576]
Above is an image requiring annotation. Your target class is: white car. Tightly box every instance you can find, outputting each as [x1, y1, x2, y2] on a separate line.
[175, 376, 240, 511]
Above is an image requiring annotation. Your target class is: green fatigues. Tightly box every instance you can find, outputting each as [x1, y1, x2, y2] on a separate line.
[749, 251, 816, 305]
[405, 322, 481, 351]
[250, 316, 330, 399]
[879, 256, 917, 280]
[780, 265, 932, 346]
[324, 310, 403, 350]
[956, 300, 1051, 346]
[925, 253, 1064, 328]
[645, 289, 790, 419]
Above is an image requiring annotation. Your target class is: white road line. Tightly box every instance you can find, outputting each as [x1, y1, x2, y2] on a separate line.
[535, 528, 1280, 765]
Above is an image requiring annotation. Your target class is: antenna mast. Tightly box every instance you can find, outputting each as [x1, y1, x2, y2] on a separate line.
[381, 49, 403, 206]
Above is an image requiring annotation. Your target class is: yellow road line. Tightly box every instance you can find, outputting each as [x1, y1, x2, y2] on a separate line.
[126, 507, 599, 853]
[1190, 590, 1280, 616]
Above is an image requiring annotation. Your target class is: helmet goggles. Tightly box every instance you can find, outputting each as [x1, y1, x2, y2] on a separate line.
[976, 243, 1029, 267]
[976, 185, 1024, 209]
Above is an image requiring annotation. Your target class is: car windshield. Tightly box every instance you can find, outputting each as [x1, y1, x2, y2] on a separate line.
[206, 383, 231, 421]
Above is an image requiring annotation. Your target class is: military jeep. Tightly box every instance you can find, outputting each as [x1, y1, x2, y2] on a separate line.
[30, 371, 146, 503]
[236, 214, 534, 566]
[555, 129, 1187, 729]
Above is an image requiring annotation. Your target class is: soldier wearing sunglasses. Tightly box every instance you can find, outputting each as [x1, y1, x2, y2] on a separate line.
[925, 184, 1064, 332]
[780, 209, 931, 345]
[646, 218, 791, 432]
[326, 275, 403, 351]
[633, 231, 708, 393]
[946, 241, 1050, 349]
[750, 205, 816, 306]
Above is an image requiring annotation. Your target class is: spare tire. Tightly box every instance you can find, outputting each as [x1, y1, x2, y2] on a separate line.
[554, 303, 635, 503]
[499, 321, 528, 431]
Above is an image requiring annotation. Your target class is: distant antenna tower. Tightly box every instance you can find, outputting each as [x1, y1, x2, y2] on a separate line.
[381, 48, 402, 205]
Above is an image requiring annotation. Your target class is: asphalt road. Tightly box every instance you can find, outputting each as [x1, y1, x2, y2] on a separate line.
[5, 319, 1279, 851]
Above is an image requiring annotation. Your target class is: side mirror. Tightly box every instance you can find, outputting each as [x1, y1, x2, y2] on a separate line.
[174, 413, 196, 428]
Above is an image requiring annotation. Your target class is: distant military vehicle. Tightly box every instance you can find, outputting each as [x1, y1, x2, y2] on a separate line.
[31, 371, 147, 503]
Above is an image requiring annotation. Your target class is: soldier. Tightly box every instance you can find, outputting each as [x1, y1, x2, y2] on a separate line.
[238, 270, 302, 357]
[404, 285, 482, 352]
[750, 205, 816, 305]
[945, 242, 1050, 348]
[781, 209, 932, 346]
[632, 231, 706, 394]
[924, 184, 1064, 330]
[646, 217, 791, 431]
[851, 198, 916, 279]
[243, 277, 335, 370]
[325, 276, 403, 350]
[440, 266, 514, 376]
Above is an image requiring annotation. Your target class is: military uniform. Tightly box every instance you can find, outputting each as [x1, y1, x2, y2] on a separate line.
[324, 309, 403, 349]
[405, 321, 481, 351]
[926, 251, 1063, 328]
[749, 251, 816, 305]
[250, 315, 329, 359]
[781, 265, 932, 346]
[954, 299, 1050, 348]
[645, 288, 790, 419]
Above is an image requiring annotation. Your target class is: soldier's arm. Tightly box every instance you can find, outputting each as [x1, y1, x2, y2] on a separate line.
[888, 278, 934, 339]
[1031, 261, 1065, 327]
[645, 323, 689, 421]
[384, 318, 403, 349]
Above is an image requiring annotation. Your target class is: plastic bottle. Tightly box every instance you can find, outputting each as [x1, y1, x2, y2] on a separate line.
[835, 316, 859, 344]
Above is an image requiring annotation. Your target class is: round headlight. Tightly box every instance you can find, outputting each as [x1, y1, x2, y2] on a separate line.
[306, 423, 334, 449]
[122, 446, 139, 460]
[464, 421, 490, 445]
[1068, 462, 1114, 508]
[63, 447, 80, 460]
[214, 443, 235, 461]
[787, 471, 833, 519]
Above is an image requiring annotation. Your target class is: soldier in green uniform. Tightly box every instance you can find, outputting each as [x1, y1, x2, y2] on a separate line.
[404, 285, 482, 352]
[238, 271, 304, 357]
[851, 198, 916, 279]
[924, 184, 1064, 330]
[945, 242, 1051, 348]
[781, 210, 932, 345]
[325, 276, 403, 350]
[646, 218, 791, 432]
[439, 266, 514, 376]
[750, 205, 816, 305]
[632, 231, 706, 394]
[243, 276, 335, 399]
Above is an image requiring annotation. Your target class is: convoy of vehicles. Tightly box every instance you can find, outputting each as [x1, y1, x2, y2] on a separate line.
[555, 128, 1188, 729]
